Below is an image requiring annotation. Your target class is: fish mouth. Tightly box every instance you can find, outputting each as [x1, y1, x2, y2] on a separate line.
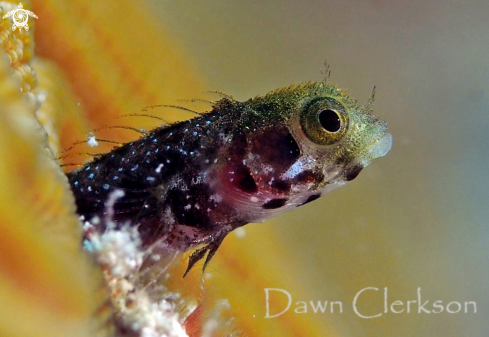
[365, 132, 392, 159]
[343, 132, 392, 181]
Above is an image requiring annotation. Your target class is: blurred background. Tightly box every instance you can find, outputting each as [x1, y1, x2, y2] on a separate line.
[30, 0, 489, 336]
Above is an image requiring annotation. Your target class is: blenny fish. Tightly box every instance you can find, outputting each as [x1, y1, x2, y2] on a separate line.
[67, 80, 392, 274]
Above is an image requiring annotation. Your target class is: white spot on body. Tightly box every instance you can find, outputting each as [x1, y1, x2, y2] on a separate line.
[250, 196, 259, 203]
[283, 158, 309, 179]
[191, 174, 206, 185]
[163, 207, 175, 225]
[209, 194, 223, 203]
[155, 164, 164, 173]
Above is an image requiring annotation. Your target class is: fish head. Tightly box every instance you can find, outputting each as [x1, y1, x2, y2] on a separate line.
[213, 82, 392, 222]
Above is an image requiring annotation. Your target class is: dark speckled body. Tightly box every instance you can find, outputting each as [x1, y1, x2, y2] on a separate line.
[67, 81, 392, 273]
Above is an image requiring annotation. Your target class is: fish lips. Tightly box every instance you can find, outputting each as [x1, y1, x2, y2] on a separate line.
[367, 132, 392, 159]
[344, 132, 392, 181]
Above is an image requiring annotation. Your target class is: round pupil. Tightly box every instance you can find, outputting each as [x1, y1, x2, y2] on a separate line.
[318, 109, 341, 132]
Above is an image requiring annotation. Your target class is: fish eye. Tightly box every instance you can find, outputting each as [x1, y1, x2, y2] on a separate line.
[318, 109, 341, 132]
[300, 98, 349, 145]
